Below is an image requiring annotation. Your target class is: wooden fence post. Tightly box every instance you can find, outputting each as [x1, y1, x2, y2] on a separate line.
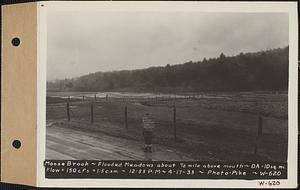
[91, 103, 94, 124]
[82, 95, 85, 101]
[68, 96, 70, 102]
[254, 115, 263, 155]
[173, 105, 177, 141]
[106, 94, 108, 101]
[66, 101, 70, 121]
[125, 105, 128, 130]
[94, 94, 97, 101]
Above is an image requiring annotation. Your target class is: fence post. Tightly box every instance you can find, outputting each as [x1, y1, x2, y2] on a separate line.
[82, 95, 85, 101]
[91, 103, 94, 124]
[66, 101, 70, 121]
[94, 94, 97, 101]
[254, 115, 263, 155]
[106, 94, 108, 101]
[173, 105, 177, 141]
[125, 105, 128, 130]
[68, 96, 70, 102]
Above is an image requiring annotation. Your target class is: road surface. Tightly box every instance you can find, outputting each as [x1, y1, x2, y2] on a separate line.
[46, 125, 192, 160]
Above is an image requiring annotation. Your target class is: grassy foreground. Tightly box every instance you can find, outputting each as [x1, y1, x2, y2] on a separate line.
[46, 92, 288, 161]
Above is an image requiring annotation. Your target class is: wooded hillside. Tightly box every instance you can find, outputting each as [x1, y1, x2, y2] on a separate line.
[47, 47, 288, 92]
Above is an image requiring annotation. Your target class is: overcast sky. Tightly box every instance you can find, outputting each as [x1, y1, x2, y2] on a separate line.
[47, 11, 288, 81]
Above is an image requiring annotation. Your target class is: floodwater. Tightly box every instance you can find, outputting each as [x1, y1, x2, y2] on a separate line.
[47, 91, 229, 99]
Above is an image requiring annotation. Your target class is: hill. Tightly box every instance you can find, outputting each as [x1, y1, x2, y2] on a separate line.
[47, 46, 289, 92]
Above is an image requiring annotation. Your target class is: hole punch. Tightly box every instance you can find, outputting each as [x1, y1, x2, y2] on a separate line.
[12, 140, 21, 149]
[11, 37, 21, 47]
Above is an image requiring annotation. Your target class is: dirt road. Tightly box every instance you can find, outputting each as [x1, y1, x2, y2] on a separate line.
[46, 124, 192, 160]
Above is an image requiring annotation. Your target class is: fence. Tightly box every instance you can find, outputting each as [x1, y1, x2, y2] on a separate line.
[46, 93, 288, 159]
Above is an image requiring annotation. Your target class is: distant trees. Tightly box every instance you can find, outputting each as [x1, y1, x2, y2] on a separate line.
[65, 82, 73, 88]
[219, 53, 226, 59]
[47, 46, 289, 92]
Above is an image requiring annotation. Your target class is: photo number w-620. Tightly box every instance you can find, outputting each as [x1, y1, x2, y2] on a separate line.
[258, 181, 281, 187]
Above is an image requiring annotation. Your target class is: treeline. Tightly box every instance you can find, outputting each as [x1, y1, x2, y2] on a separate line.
[47, 47, 289, 92]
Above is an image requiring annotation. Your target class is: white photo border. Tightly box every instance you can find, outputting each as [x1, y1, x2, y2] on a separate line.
[37, 1, 298, 188]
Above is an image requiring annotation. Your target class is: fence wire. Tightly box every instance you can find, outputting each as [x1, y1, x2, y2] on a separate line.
[46, 94, 288, 161]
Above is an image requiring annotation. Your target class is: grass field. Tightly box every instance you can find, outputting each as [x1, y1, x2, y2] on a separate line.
[46, 91, 288, 161]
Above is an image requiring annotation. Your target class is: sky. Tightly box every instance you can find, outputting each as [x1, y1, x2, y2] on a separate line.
[47, 11, 288, 81]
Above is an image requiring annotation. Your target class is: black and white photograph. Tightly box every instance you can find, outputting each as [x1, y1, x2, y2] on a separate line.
[45, 9, 290, 163]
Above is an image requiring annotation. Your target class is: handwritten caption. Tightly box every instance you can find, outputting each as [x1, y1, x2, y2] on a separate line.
[44, 160, 287, 179]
